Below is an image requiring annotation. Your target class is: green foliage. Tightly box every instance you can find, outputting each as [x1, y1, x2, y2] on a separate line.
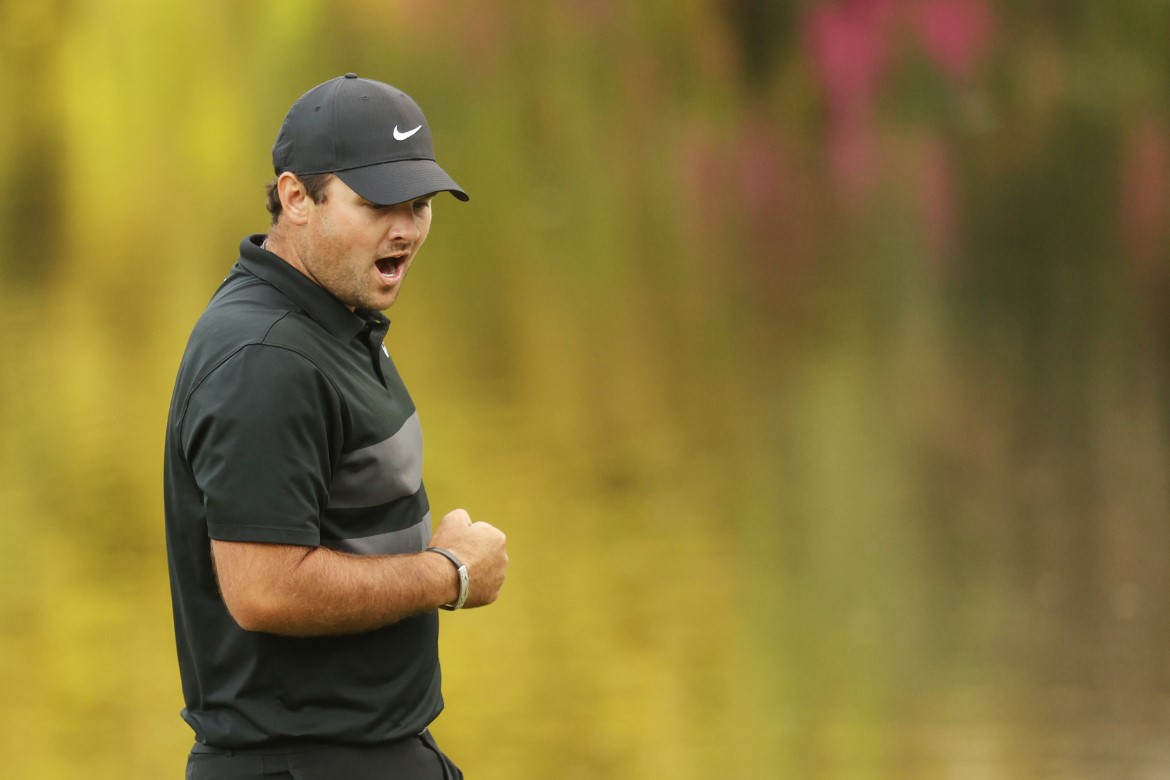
[0, 0, 1167, 777]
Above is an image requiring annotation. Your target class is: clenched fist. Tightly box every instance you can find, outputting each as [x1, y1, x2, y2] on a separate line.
[429, 509, 508, 608]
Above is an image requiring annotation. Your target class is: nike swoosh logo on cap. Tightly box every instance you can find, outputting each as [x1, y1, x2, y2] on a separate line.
[393, 125, 422, 141]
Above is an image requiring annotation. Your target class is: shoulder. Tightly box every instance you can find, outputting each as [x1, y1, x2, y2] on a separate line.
[175, 341, 345, 460]
[173, 299, 342, 437]
[178, 263, 336, 389]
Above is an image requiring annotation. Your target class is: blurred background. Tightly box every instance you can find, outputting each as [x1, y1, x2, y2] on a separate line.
[1, 0, 1169, 777]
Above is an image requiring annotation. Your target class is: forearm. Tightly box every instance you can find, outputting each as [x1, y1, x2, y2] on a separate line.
[215, 541, 459, 637]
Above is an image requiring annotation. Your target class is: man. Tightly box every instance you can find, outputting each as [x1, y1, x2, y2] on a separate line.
[164, 73, 508, 779]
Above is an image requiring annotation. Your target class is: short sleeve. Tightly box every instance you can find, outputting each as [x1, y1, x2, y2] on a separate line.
[180, 344, 343, 546]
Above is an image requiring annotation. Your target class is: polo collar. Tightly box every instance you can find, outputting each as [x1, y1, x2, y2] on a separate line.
[238, 235, 389, 341]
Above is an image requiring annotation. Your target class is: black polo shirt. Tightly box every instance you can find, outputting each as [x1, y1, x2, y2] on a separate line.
[164, 235, 442, 749]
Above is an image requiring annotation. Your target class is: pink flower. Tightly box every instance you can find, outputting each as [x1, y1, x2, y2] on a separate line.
[805, 0, 897, 124]
[913, 0, 994, 83]
[1119, 119, 1169, 280]
[803, 0, 898, 201]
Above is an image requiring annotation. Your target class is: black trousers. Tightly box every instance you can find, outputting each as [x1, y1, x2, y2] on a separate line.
[185, 731, 463, 780]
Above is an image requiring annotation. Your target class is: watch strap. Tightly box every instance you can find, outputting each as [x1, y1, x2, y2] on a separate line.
[426, 547, 470, 610]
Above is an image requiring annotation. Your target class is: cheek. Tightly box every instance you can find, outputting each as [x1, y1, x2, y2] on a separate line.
[311, 212, 340, 248]
[324, 213, 374, 254]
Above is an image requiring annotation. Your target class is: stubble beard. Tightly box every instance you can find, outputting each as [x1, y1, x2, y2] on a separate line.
[335, 261, 404, 312]
[300, 234, 409, 312]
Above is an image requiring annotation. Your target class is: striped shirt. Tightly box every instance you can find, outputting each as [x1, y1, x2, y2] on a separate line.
[164, 234, 442, 749]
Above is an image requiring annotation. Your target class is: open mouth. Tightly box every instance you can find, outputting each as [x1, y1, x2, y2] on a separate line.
[375, 255, 406, 283]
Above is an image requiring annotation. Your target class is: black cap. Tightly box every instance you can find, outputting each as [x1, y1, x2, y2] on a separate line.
[272, 73, 468, 204]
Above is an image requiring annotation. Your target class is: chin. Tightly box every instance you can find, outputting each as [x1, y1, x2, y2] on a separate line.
[369, 291, 400, 311]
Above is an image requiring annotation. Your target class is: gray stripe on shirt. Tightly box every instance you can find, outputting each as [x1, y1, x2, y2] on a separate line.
[328, 410, 423, 509]
[320, 513, 432, 555]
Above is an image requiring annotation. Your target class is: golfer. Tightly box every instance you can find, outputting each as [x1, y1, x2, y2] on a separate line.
[163, 73, 508, 779]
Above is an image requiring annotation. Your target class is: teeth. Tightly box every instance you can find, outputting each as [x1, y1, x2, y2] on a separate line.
[377, 257, 403, 280]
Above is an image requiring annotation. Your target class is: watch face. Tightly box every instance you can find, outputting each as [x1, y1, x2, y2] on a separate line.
[453, 565, 470, 610]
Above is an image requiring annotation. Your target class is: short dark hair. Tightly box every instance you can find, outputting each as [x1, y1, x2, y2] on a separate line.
[265, 173, 334, 224]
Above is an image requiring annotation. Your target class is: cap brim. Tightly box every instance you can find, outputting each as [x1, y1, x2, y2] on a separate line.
[335, 159, 469, 205]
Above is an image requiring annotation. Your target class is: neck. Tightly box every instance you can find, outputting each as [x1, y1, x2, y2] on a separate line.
[261, 224, 357, 313]
[262, 224, 308, 278]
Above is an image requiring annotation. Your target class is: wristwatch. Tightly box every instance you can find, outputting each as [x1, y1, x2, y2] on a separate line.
[425, 547, 470, 610]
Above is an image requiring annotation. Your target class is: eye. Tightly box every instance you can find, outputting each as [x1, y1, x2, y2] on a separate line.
[413, 197, 433, 212]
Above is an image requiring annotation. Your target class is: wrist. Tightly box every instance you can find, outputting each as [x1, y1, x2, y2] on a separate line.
[425, 547, 469, 610]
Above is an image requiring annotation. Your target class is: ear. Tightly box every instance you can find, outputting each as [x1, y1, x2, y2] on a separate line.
[276, 172, 314, 226]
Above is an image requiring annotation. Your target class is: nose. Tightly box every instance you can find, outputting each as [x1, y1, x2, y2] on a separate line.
[385, 203, 421, 243]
